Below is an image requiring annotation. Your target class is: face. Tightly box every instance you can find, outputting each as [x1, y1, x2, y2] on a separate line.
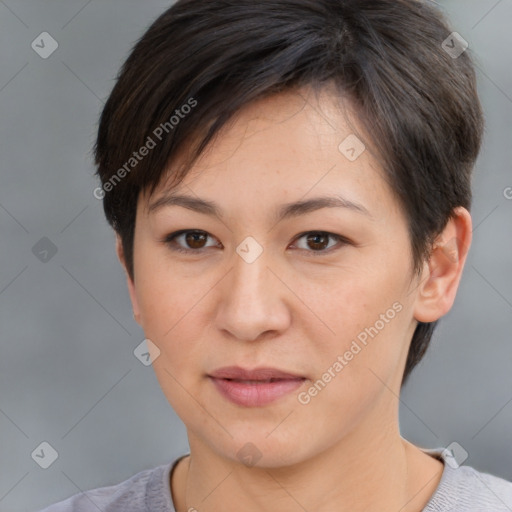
[122, 85, 428, 468]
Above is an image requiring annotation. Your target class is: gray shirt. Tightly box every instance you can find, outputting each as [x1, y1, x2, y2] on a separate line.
[37, 448, 512, 511]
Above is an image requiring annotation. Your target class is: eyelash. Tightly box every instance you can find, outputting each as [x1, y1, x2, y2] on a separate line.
[162, 230, 351, 256]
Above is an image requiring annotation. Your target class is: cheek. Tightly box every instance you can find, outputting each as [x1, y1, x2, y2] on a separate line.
[299, 302, 409, 430]
[133, 275, 194, 386]
[309, 260, 411, 381]
[318, 267, 405, 333]
[135, 252, 195, 331]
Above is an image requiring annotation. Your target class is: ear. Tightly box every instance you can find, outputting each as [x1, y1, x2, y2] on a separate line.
[116, 234, 141, 325]
[413, 207, 472, 323]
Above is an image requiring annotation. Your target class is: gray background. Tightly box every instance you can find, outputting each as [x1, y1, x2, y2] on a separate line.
[0, 1, 511, 511]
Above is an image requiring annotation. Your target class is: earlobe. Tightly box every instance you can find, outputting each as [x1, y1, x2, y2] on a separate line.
[413, 207, 472, 323]
[115, 234, 142, 325]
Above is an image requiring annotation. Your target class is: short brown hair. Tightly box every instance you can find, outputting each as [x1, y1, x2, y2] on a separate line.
[94, 0, 484, 387]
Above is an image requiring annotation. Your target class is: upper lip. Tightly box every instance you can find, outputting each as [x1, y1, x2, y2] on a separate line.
[209, 366, 305, 380]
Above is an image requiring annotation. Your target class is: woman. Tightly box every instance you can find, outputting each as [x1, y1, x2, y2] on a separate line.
[40, 0, 512, 510]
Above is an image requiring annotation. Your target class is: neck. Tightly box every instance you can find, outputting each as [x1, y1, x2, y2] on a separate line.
[172, 419, 444, 512]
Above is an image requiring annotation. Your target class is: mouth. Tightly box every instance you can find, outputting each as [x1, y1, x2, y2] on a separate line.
[220, 378, 299, 383]
[207, 366, 306, 407]
[208, 365, 306, 381]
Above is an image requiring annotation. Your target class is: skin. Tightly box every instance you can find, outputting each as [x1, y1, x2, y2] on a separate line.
[116, 83, 472, 512]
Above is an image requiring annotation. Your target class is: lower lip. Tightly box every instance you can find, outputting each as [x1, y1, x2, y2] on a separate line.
[209, 377, 306, 407]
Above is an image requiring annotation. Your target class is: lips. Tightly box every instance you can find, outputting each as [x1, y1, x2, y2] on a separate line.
[208, 366, 306, 407]
[208, 365, 305, 381]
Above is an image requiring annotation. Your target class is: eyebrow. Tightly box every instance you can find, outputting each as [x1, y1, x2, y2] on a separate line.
[148, 192, 372, 221]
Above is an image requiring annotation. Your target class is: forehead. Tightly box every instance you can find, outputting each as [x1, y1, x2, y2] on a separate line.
[140, 85, 400, 223]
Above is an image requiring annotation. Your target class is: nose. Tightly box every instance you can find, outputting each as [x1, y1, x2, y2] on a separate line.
[214, 244, 291, 342]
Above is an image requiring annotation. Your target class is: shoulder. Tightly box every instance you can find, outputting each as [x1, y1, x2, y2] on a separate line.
[454, 465, 512, 510]
[36, 461, 174, 512]
[423, 457, 512, 511]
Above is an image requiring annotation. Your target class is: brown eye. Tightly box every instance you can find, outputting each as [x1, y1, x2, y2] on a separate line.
[305, 233, 330, 251]
[183, 231, 207, 249]
[164, 229, 349, 256]
[293, 231, 349, 255]
[164, 230, 218, 253]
